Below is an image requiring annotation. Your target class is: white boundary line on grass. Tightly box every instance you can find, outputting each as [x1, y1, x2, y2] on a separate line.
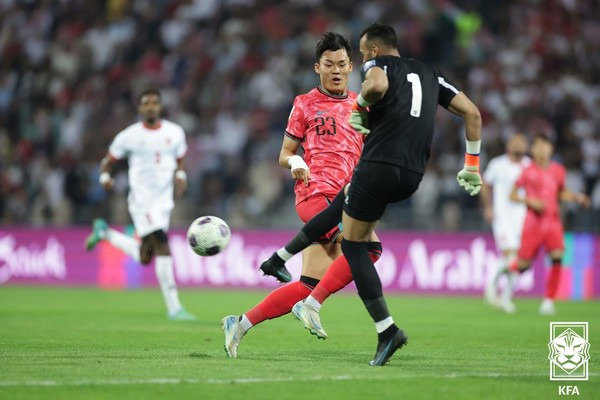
[3, 372, 598, 387]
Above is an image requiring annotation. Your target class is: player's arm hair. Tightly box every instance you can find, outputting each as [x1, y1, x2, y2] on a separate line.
[279, 136, 301, 169]
[360, 67, 389, 104]
[447, 92, 481, 141]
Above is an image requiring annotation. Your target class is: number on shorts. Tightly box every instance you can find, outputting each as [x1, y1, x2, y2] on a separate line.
[406, 73, 422, 118]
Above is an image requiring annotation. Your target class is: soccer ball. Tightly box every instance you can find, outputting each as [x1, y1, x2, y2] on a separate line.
[187, 216, 231, 256]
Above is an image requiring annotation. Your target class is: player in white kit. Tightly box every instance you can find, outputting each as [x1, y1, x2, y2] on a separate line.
[481, 133, 530, 313]
[85, 89, 195, 320]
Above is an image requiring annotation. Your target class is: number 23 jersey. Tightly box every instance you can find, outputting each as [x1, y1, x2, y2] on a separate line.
[285, 87, 363, 205]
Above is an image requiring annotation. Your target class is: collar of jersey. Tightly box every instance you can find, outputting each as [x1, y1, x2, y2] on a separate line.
[142, 120, 162, 130]
[317, 86, 348, 100]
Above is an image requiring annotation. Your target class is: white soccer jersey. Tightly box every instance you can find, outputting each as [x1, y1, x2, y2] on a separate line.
[483, 154, 530, 250]
[109, 119, 187, 220]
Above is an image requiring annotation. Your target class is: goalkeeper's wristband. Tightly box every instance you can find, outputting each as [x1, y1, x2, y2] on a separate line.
[99, 172, 112, 185]
[288, 155, 308, 171]
[353, 93, 373, 112]
[352, 101, 367, 112]
[464, 153, 480, 171]
[465, 139, 481, 155]
[175, 170, 187, 181]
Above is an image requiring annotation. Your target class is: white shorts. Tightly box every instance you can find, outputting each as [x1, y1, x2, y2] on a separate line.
[492, 220, 522, 252]
[129, 207, 172, 238]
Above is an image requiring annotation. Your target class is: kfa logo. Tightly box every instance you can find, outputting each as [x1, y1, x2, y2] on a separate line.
[548, 322, 590, 381]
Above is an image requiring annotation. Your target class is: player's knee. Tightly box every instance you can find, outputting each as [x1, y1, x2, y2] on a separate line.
[139, 252, 153, 265]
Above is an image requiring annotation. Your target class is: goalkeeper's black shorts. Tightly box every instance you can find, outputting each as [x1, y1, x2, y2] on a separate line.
[343, 160, 423, 222]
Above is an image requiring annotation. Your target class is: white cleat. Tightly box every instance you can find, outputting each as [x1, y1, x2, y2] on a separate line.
[499, 298, 516, 314]
[539, 299, 556, 315]
[484, 280, 499, 309]
[291, 300, 327, 340]
[221, 315, 246, 358]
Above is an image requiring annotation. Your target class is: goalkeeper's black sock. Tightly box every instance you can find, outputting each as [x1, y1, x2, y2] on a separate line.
[342, 238, 399, 342]
[283, 189, 345, 255]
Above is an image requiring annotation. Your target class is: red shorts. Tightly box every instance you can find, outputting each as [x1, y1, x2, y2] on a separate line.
[295, 193, 342, 243]
[518, 217, 564, 260]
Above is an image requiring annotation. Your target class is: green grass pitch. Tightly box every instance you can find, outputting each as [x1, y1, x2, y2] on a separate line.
[0, 287, 598, 399]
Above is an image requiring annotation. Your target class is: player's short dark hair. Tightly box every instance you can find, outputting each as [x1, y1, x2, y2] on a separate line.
[137, 88, 161, 104]
[315, 32, 352, 62]
[531, 133, 553, 145]
[360, 23, 399, 49]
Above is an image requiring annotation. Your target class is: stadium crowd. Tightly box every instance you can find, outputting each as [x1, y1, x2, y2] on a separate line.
[0, 0, 599, 230]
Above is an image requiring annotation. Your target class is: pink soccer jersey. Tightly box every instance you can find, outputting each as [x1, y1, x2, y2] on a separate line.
[285, 87, 363, 205]
[515, 161, 566, 222]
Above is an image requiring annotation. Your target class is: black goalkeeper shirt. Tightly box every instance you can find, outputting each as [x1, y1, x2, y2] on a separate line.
[360, 55, 460, 173]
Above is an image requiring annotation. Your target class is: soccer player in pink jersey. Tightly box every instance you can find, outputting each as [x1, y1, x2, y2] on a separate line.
[222, 33, 382, 358]
[508, 134, 590, 315]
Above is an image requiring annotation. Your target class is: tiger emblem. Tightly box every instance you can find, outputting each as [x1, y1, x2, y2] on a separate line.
[548, 328, 590, 374]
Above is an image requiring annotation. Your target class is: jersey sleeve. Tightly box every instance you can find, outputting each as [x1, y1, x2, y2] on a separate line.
[285, 96, 306, 142]
[361, 58, 386, 81]
[175, 126, 188, 160]
[434, 69, 461, 109]
[108, 130, 129, 160]
[482, 158, 497, 185]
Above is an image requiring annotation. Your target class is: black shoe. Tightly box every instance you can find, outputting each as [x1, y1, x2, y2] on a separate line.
[369, 329, 408, 366]
[259, 255, 292, 283]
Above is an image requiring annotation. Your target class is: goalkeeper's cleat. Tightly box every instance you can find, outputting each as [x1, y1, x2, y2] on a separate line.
[291, 300, 327, 339]
[369, 329, 408, 366]
[85, 218, 109, 251]
[222, 315, 246, 358]
[168, 308, 197, 321]
[259, 255, 292, 283]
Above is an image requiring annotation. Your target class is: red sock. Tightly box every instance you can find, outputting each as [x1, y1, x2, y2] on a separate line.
[509, 258, 520, 273]
[311, 246, 382, 304]
[545, 265, 562, 300]
[245, 281, 313, 326]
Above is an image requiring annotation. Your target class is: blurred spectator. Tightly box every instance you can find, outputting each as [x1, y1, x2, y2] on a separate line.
[0, 0, 598, 231]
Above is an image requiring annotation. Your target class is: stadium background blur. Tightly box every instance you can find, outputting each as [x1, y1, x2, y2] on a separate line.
[1, 0, 599, 232]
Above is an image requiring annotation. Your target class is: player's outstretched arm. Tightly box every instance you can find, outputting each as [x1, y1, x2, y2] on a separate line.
[448, 92, 483, 196]
[279, 136, 310, 187]
[559, 189, 591, 208]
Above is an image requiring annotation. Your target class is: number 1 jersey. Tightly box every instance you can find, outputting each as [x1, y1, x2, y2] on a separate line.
[285, 87, 363, 205]
[360, 56, 461, 174]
